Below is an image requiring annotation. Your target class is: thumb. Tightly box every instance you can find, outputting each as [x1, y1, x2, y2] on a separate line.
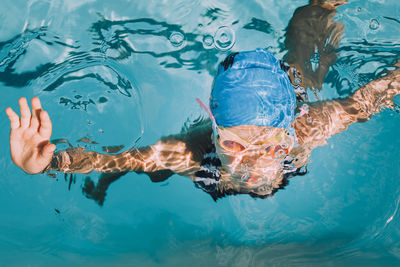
[42, 143, 56, 157]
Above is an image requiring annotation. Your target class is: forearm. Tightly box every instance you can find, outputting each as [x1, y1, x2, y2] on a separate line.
[44, 147, 138, 174]
[44, 139, 199, 175]
[350, 70, 400, 118]
[295, 69, 400, 147]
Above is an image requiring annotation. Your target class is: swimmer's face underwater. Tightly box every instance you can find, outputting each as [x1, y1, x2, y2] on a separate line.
[206, 49, 299, 196]
[212, 124, 295, 194]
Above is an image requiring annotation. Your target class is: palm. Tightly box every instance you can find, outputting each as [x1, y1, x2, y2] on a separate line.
[6, 97, 56, 174]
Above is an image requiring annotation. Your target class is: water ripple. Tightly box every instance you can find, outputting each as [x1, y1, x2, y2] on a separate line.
[0, 25, 144, 155]
[326, 39, 400, 96]
[88, 16, 239, 74]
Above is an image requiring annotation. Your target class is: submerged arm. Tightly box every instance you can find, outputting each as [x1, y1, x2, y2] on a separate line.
[284, 0, 346, 91]
[45, 121, 212, 178]
[45, 138, 199, 176]
[294, 67, 400, 148]
[6, 97, 210, 178]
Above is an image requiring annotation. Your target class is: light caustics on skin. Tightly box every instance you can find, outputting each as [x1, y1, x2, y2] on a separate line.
[44, 66, 400, 197]
[213, 125, 295, 188]
[221, 151, 283, 187]
[47, 139, 199, 176]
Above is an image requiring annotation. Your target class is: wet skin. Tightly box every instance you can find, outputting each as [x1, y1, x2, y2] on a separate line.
[5, 65, 399, 198]
[213, 125, 293, 188]
[5, 0, 400, 200]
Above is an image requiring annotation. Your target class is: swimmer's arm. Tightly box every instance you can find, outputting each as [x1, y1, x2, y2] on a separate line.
[44, 137, 201, 176]
[6, 97, 207, 177]
[44, 121, 212, 176]
[284, 1, 346, 91]
[294, 68, 400, 147]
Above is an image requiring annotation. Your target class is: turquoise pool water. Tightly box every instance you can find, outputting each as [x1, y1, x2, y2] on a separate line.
[1, 0, 400, 266]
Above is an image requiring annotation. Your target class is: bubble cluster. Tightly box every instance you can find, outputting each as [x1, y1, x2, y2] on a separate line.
[170, 26, 235, 51]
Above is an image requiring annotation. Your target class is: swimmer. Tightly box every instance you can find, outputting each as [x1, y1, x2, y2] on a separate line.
[5, 1, 400, 202]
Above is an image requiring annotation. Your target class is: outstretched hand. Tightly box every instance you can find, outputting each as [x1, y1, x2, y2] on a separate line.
[5, 97, 56, 174]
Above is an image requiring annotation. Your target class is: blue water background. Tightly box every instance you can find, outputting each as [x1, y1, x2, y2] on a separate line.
[0, 0, 400, 265]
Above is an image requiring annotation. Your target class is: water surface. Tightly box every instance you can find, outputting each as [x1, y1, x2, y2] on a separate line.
[1, 0, 400, 266]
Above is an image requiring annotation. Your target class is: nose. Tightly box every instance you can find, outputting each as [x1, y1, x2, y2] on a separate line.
[238, 157, 254, 172]
[227, 151, 282, 179]
[240, 156, 280, 175]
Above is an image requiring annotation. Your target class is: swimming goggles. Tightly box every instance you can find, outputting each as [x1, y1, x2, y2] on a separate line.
[196, 98, 295, 159]
[217, 126, 294, 159]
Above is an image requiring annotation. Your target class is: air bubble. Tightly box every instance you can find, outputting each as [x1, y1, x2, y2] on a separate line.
[214, 26, 235, 51]
[202, 34, 214, 49]
[369, 19, 380, 30]
[169, 32, 185, 47]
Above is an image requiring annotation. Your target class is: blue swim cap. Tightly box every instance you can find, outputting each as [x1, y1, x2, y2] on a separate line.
[210, 49, 296, 128]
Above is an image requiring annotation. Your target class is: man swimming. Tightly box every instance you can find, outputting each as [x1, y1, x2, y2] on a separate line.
[5, 0, 400, 201]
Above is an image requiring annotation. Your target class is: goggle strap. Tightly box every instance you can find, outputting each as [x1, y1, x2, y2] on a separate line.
[196, 98, 219, 138]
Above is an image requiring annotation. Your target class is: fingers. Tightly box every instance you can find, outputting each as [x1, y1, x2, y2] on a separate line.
[30, 97, 42, 131]
[19, 97, 31, 129]
[336, 1, 347, 6]
[39, 110, 52, 139]
[30, 115, 39, 131]
[329, 1, 347, 8]
[5, 107, 20, 129]
[318, 1, 347, 10]
[8, 97, 53, 137]
[42, 143, 56, 156]
[31, 97, 42, 117]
